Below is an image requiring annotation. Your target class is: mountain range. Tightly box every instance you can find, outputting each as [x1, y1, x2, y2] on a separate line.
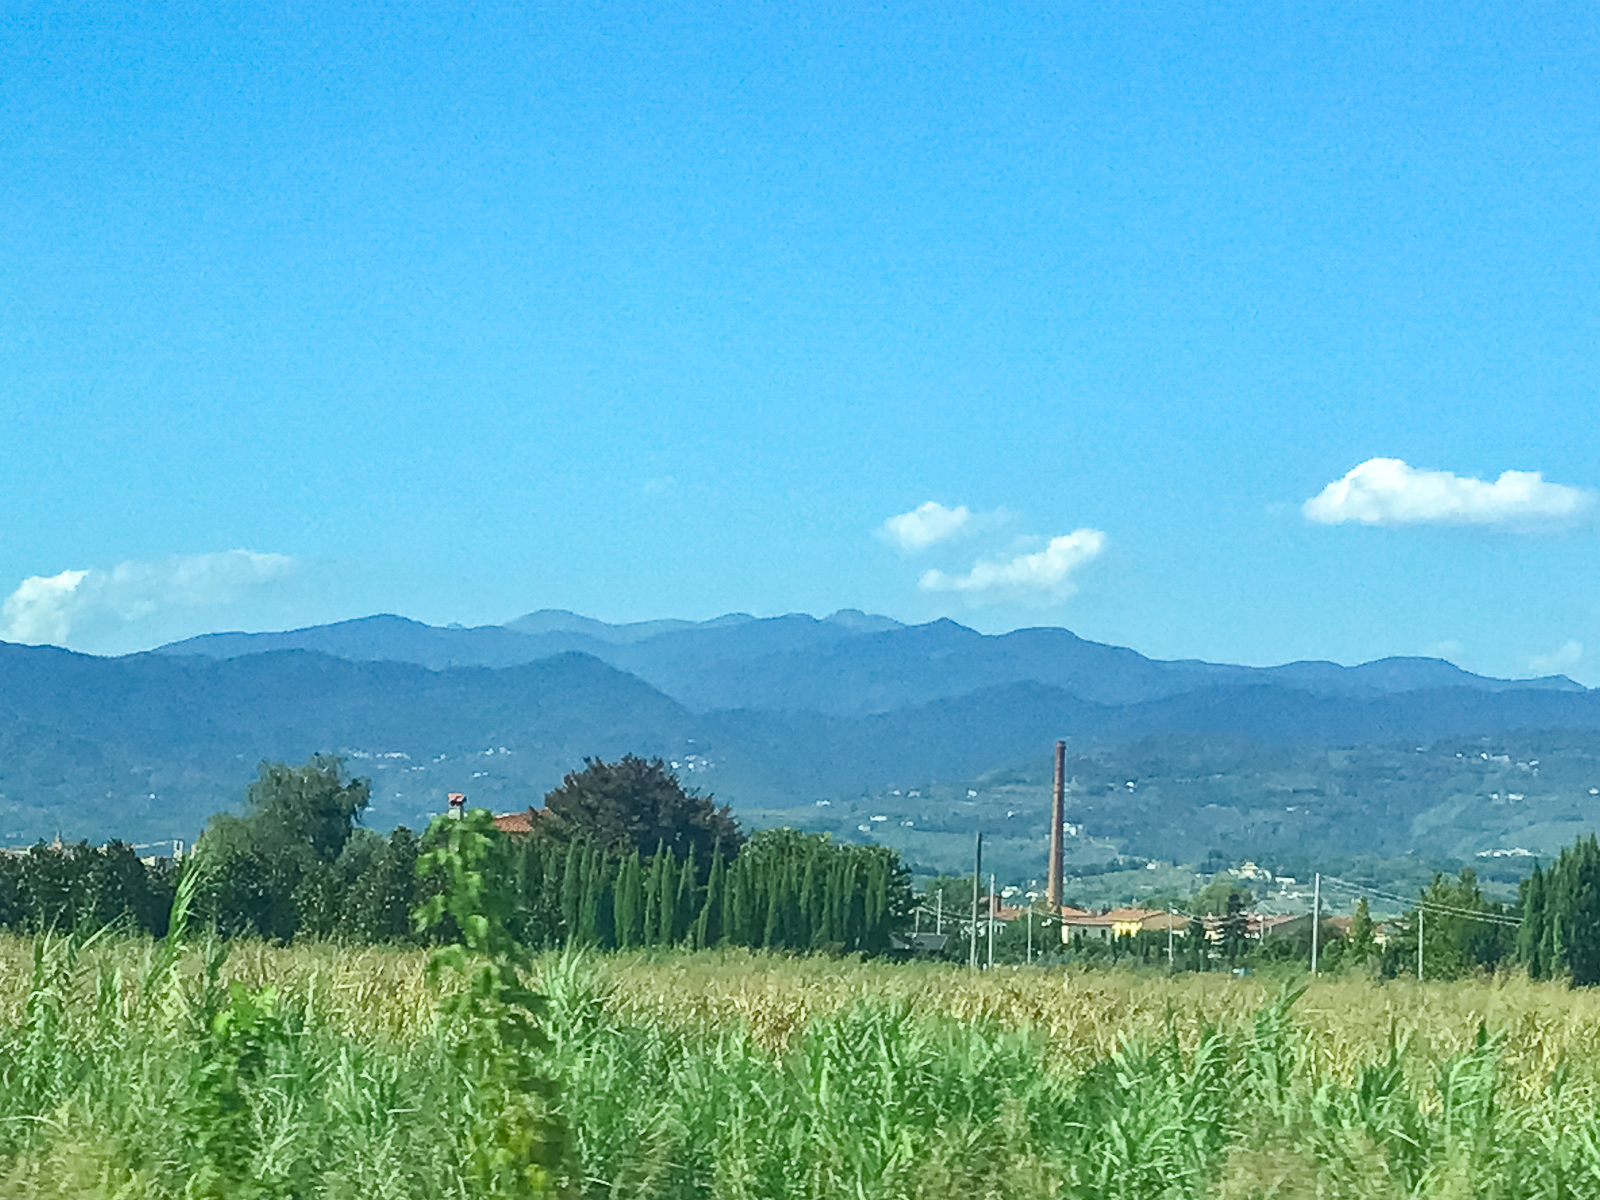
[3, 610, 1598, 869]
[162, 610, 1583, 713]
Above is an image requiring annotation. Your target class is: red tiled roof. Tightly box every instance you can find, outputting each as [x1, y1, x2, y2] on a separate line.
[493, 809, 540, 835]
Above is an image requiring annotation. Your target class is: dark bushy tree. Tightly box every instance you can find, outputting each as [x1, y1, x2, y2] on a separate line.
[541, 755, 743, 862]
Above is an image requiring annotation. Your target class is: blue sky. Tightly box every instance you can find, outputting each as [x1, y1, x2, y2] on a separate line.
[3, 1, 1598, 681]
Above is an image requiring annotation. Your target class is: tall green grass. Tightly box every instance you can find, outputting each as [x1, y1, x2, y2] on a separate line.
[5, 937, 1600, 1198]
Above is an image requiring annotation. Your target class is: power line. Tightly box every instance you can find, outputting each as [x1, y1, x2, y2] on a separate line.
[1320, 874, 1522, 927]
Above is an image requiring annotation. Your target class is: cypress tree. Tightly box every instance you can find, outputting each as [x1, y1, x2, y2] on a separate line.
[559, 839, 585, 947]
[864, 854, 888, 953]
[762, 862, 785, 949]
[840, 858, 862, 950]
[672, 847, 697, 946]
[1518, 864, 1547, 979]
[799, 851, 820, 949]
[698, 841, 725, 948]
[781, 854, 802, 950]
[823, 857, 845, 946]
[643, 841, 667, 947]
[578, 845, 605, 945]
[657, 846, 679, 946]
[1568, 835, 1600, 985]
[724, 853, 744, 947]
[539, 843, 565, 949]
[615, 849, 643, 950]
[594, 849, 616, 949]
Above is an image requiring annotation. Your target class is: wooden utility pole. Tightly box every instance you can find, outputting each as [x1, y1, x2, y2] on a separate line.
[987, 872, 996, 970]
[1310, 873, 1321, 976]
[1046, 740, 1065, 910]
[969, 832, 983, 970]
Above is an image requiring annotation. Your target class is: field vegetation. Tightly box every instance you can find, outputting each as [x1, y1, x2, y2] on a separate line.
[10, 755, 1600, 1197]
[6, 937, 1600, 1198]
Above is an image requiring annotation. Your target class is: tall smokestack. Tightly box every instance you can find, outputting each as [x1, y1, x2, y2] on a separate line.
[1046, 740, 1065, 910]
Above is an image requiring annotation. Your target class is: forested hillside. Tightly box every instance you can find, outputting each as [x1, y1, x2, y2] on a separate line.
[4, 614, 1600, 870]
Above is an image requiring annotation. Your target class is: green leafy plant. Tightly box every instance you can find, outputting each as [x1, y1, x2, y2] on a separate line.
[414, 807, 566, 1198]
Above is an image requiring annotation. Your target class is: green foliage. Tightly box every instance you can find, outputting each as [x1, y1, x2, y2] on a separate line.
[1191, 875, 1254, 915]
[1348, 897, 1376, 964]
[1408, 868, 1516, 981]
[414, 807, 564, 1198]
[197, 756, 371, 939]
[19, 948, 1600, 1198]
[540, 754, 743, 861]
[1518, 834, 1600, 985]
[0, 759, 931, 970]
[0, 840, 174, 936]
[722, 827, 913, 953]
[183, 981, 295, 1196]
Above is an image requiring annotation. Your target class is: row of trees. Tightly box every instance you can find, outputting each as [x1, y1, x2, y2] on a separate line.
[0, 755, 911, 956]
[1518, 835, 1600, 986]
[8, 753, 1600, 986]
[485, 824, 908, 954]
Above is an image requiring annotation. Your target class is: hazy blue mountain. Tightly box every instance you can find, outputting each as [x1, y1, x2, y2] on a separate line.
[0, 642, 697, 846]
[159, 611, 1582, 714]
[6, 634, 1600, 861]
[159, 614, 601, 670]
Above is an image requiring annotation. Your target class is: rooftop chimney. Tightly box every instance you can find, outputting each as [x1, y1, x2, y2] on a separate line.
[447, 792, 466, 820]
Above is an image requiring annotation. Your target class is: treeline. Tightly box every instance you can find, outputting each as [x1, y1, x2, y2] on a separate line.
[483, 824, 908, 954]
[0, 840, 177, 936]
[1517, 834, 1600, 986]
[0, 756, 912, 956]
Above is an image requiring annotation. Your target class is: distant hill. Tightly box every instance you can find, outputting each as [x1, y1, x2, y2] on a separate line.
[5, 620, 1600, 865]
[160, 610, 1583, 714]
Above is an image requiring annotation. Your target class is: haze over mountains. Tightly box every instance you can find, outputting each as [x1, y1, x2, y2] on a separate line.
[4, 610, 1600, 868]
[163, 609, 1583, 713]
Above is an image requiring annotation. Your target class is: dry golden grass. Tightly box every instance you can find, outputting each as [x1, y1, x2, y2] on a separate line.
[6, 934, 1598, 1097]
[599, 950, 1600, 1096]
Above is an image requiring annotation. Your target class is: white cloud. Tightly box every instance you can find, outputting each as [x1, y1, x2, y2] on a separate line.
[1304, 458, 1595, 529]
[1, 551, 299, 647]
[919, 529, 1107, 606]
[877, 502, 976, 552]
[1528, 640, 1583, 675]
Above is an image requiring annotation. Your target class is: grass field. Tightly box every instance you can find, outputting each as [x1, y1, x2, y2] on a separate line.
[4, 937, 1600, 1198]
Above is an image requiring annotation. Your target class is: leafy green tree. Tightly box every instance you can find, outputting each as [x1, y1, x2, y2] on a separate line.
[198, 756, 370, 940]
[541, 755, 743, 861]
[337, 826, 421, 943]
[1193, 876, 1254, 916]
[1347, 897, 1376, 967]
